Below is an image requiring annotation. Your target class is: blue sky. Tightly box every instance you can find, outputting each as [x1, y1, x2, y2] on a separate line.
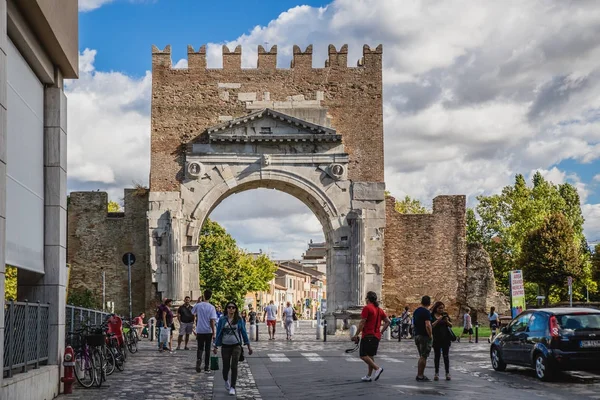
[70, 0, 600, 256]
[80, 0, 328, 76]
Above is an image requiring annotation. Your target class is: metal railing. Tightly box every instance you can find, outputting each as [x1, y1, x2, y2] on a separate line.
[3, 300, 50, 378]
[65, 305, 111, 333]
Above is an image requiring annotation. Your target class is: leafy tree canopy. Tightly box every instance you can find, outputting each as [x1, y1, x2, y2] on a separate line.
[4, 265, 17, 301]
[198, 219, 277, 307]
[469, 172, 592, 301]
[519, 213, 582, 305]
[385, 192, 430, 214]
[108, 200, 120, 212]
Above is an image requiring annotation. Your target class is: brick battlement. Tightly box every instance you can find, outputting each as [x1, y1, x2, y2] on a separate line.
[152, 44, 383, 71]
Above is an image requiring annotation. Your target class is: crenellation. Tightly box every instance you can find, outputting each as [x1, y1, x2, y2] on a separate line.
[222, 45, 242, 70]
[151, 44, 172, 68]
[257, 45, 277, 70]
[291, 44, 313, 69]
[328, 44, 348, 67]
[187, 44, 206, 69]
[151, 44, 382, 71]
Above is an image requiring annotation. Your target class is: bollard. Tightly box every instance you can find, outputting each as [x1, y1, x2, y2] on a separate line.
[296, 320, 300, 329]
[384, 327, 391, 341]
[323, 319, 327, 342]
[256, 323, 259, 342]
[316, 312, 322, 340]
[149, 320, 155, 342]
[475, 323, 479, 344]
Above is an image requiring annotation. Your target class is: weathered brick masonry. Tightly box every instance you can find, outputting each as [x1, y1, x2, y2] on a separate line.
[383, 196, 467, 316]
[67, 190, 153, 316]
[67, 44, 473, 318]
[150, 44, 384, 190]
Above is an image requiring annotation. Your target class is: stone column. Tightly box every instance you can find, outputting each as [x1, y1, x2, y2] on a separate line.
[17, 84, 68, 371]
[347, 211, 366, 307]
[0, 0, 8, 389]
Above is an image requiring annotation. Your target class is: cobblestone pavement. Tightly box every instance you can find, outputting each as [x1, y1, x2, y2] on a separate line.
[58, 321, 600, 399]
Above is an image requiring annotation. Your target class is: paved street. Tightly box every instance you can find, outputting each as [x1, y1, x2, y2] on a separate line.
[60, 321, 600, 400]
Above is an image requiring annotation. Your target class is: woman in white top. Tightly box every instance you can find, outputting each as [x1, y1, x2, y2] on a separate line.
[488, 306, 499, 343]
[283, 301, 295, 341]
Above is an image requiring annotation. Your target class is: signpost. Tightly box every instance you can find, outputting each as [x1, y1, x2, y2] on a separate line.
[509, 270, 526, 318]
[122, 252, 136, 321]
[568, 276, 573, 307]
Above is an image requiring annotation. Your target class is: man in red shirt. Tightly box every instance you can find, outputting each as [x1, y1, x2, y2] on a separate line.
[351, 291, 391, 382]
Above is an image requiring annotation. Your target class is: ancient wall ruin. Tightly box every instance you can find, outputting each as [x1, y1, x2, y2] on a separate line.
[150, 44, 384, 191]
[383, 196, 467, 316]
[67, 190, 153, 316]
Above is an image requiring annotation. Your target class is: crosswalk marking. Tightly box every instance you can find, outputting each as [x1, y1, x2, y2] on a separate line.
[268, 353, 290, 362]
[301, 352, 325, 362]
[378, 355, 404, 363]
[345, 356, 363, 362]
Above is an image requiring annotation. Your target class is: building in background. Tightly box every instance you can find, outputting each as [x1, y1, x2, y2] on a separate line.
[300, 240, 326, 274]
[0, 1, 78, 398]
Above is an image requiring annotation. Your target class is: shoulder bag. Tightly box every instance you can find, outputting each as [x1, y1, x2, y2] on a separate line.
[226, 318, 246, 362]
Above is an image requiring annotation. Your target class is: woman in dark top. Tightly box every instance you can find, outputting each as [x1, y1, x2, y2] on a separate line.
[431, 301, 452, 381]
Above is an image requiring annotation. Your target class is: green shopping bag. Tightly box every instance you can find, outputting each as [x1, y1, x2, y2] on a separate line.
[210, 355, 219, 371]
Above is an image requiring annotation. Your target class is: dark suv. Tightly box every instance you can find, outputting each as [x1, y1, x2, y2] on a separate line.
[490, 308, 600, 381]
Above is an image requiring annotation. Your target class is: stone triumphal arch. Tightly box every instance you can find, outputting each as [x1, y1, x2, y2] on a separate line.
[147, 44, 386, 325]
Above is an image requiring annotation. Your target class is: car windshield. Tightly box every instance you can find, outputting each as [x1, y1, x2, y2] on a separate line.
[556, 313, 600, 331]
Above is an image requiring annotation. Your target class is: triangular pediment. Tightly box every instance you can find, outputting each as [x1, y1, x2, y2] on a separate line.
[206, 109, 341, 143]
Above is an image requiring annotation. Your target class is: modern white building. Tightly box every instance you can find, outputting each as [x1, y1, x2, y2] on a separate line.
[0, 1, 78, 398]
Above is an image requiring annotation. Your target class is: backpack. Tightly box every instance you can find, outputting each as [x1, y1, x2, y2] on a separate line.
[155, 306, 162, 322]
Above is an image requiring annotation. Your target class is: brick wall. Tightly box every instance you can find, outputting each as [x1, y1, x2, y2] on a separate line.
[383, 195, 467, 317]
[150, 44, 384, 191]
[67, 189, 153, 316]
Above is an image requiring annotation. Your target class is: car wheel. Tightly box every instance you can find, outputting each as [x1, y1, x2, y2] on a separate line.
[491, 346, 507, 372]
[534, 353, 554, 381]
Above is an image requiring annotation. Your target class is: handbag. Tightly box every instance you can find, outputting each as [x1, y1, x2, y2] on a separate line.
[227, 319, 246, 362]
[210, 354, 220, 370]
[448, 326, 457, 342]
[292, 309, 298, 321]
[159, 327, 171, 344]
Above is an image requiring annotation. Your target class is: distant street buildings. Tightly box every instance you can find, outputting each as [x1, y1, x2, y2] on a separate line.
[244, 242, 327, 319]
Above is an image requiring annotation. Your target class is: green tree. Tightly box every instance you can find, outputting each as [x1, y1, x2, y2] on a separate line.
[590, 244, 600, 301]
[466, 208, 483, 245]
[394, 195, 429, 214]
[475, 173, 589, 298]
[198, 219, 277, 307]
[108, 200, 120, 212]
[4, 265, 17, 301]
[67, 288, 99, 309]
[519, 213, 582, 305]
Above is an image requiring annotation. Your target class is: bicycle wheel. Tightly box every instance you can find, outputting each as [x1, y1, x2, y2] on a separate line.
[74, 351, 95, 388]
[103, 345, 116, 376]
[92, 348, 103, 387]
[127, 331, 138, 354]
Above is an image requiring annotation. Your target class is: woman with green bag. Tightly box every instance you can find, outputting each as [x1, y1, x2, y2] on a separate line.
[213, 301, 253, 396]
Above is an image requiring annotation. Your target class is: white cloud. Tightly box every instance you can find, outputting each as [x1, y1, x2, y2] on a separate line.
[70, 0, 600, 257]
[79, 0, 115, 12]
[65, 48, 151, 194]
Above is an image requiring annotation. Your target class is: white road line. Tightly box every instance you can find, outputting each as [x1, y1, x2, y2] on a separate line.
[345, 356, 363, 362]
[301, 352, 325, 362]
[378, 355, 404, 363]
[268, 353, 290, 362]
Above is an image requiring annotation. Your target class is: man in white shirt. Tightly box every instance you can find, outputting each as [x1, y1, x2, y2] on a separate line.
[458, 308, 473, 343]
[263, 300, 278, 340]
[192, 289, 218, 373]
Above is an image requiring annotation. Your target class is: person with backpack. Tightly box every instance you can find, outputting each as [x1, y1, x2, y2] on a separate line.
[213, 301, 253, 396]
[351, 291, 391, 382]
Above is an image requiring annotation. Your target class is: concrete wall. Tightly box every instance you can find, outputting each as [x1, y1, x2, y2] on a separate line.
[67, 189, 153, 317]
[382, 196, 467, 316]
[150, 44, 384, 191]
